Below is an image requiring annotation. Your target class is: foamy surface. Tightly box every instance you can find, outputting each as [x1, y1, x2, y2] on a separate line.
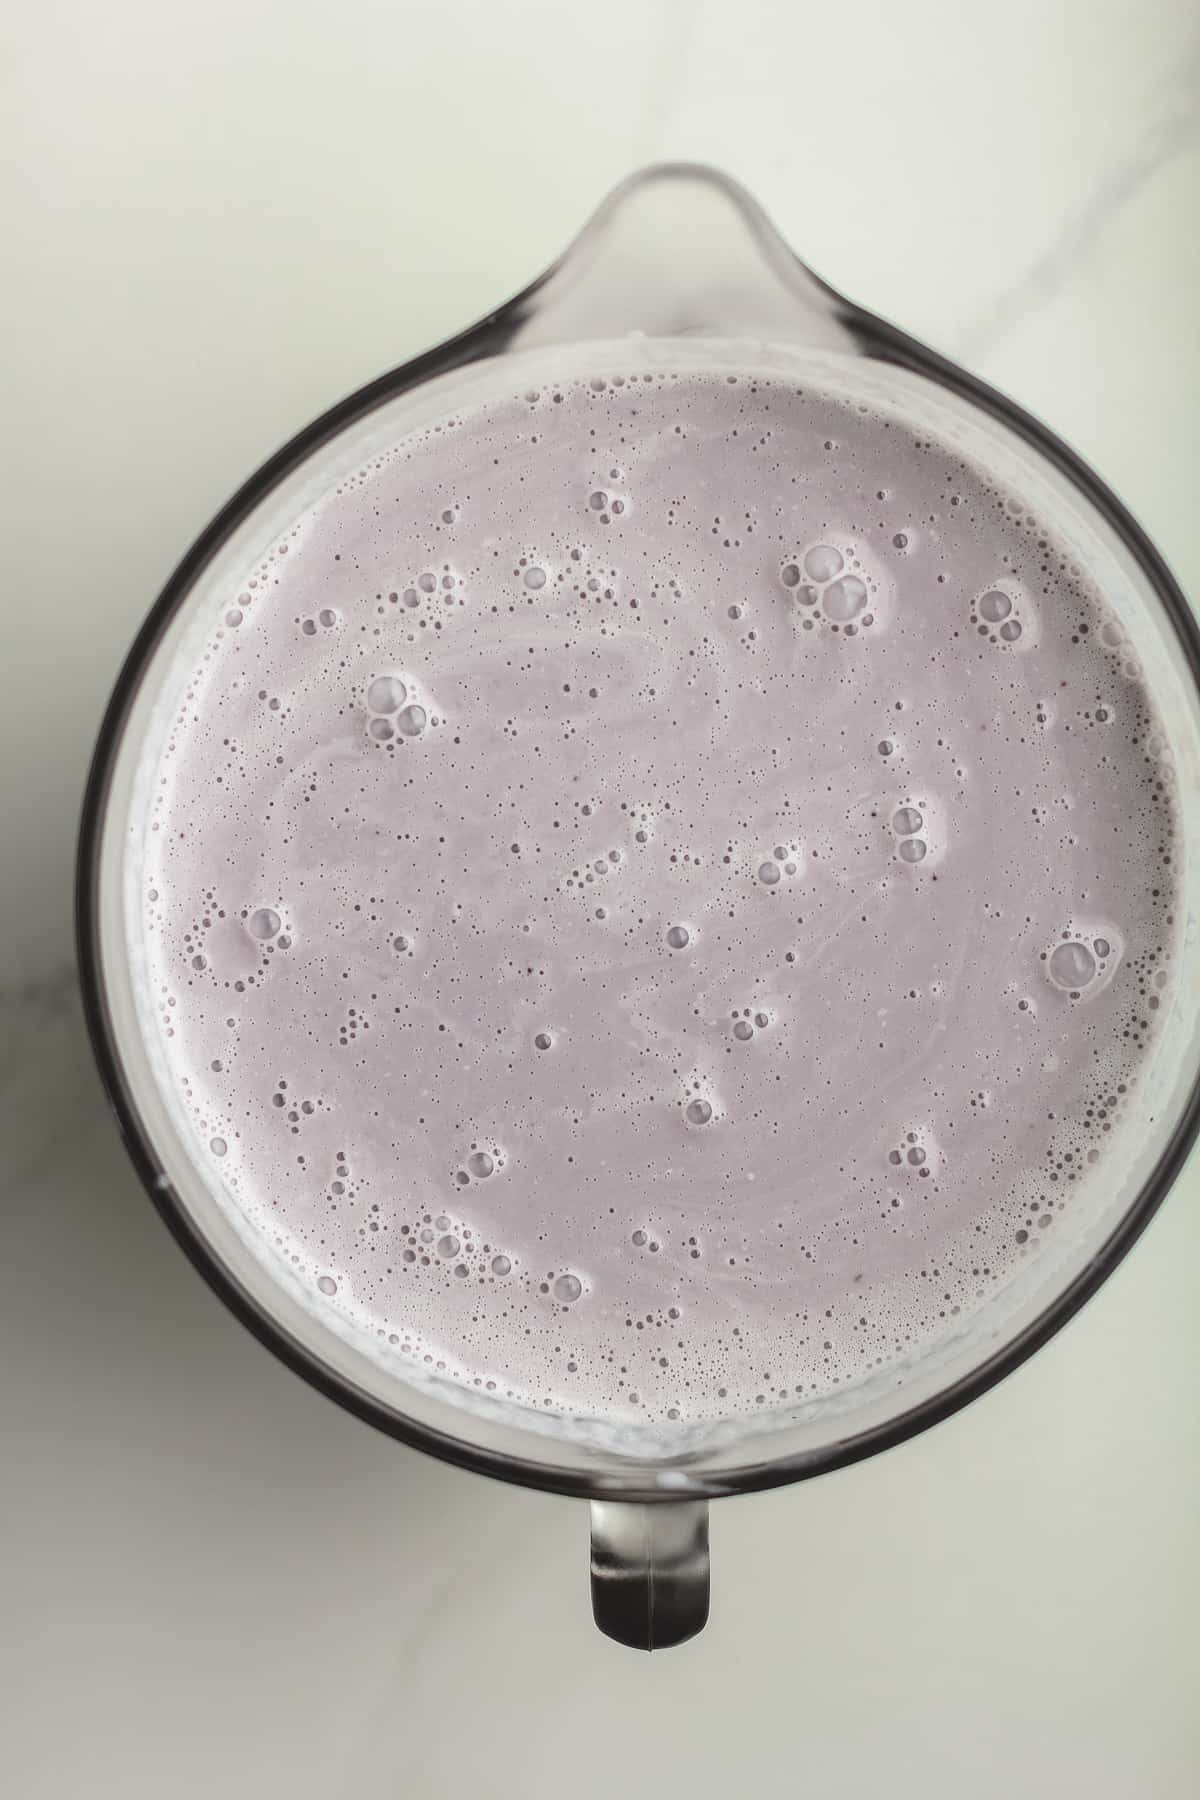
[138, 363, 1180, 1422]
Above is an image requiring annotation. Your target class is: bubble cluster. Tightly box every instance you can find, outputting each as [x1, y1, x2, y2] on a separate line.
[140, 355, 1181, 1431]
[891, 806, 928, 865]
[887, 1131, 936, 1179]
[971, 583, 1032, 648]
[781, 541, 879, 634]
[364, 670, 429, 743]
[1044, 931, 1119, 1000]
[298, 609, 338, 637]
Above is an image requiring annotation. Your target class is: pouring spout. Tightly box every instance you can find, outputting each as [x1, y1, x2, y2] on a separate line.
[508, 162, 860, 352]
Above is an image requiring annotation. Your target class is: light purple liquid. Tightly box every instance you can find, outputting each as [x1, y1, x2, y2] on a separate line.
[139, 363, 1179, 1423]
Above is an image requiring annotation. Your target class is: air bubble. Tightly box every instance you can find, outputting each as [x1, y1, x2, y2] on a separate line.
[317, 1275, 337, 1296]
[553, 1273, 582, 1303]
[757, 860, 781, 886]
[209, 1136, 227, 1156]
[823, 576, 867, 622]
[1048, 941, 1097, 990]
[804, 545, 844, 582]
[685, 1099, 713, 1125]
[397, 703, 428, 737]
[733, 1019, 754, 1041]
[467, 1150, 495, 1178]
[666, 924, 691, 949]
[524, 566, 547, 590]
[437, 1234, 460, 1258]
[491, 1255, 511, 1276]
[892, 808, 923, 836]
[999, 619, 1022, 642]
[247, 908, 281, 940]
[367, 675, 407, 714]
[368, 718, 395, 742]
[898, 837, 927, 863]
[534, 1031, 553, 1050]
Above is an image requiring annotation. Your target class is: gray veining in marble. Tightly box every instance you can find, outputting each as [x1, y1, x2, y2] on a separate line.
[955, 29, 1200, 361]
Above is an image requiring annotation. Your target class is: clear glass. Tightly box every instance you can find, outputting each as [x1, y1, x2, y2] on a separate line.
[78, 166, 1200, 1646]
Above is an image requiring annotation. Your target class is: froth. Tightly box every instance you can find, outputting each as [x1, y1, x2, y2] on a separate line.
[138, 361, 1181, 1428]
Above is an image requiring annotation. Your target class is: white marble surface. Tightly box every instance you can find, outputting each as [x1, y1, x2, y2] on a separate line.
[3, 2, 1199, 1794]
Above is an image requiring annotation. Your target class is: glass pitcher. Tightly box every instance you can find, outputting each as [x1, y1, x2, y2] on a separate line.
[77, 165, 1200, 1649]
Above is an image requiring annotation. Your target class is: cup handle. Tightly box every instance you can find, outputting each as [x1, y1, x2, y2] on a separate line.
[589, 1499, 710, 1650]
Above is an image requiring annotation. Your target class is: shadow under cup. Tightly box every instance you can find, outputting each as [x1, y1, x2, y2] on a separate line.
[77, 168, 1200, 1649]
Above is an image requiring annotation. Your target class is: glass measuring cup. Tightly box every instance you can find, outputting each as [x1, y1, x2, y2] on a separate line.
[77, 165, 1200, 1648]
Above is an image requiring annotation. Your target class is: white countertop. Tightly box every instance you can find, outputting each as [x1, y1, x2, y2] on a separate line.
[3, 3, 1199, 1794]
